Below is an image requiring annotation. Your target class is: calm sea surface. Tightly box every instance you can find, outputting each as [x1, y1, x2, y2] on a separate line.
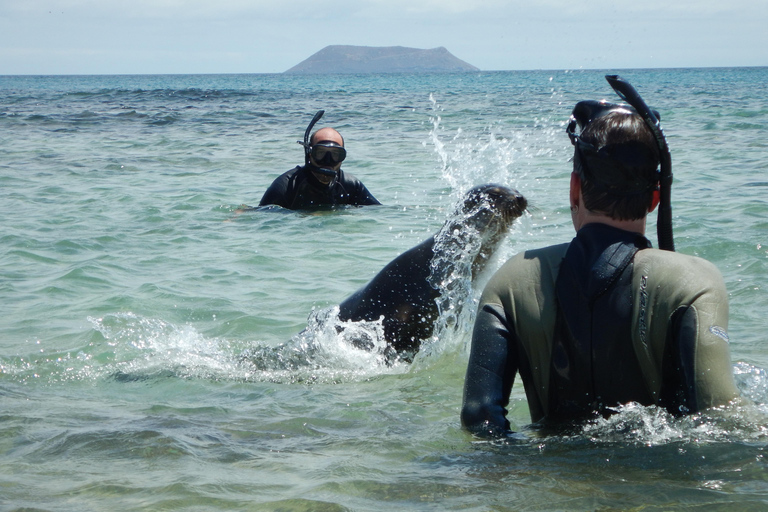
[2, 68, 768, 510]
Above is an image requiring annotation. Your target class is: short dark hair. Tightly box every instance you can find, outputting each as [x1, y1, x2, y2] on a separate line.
[574, 111, 660, 221]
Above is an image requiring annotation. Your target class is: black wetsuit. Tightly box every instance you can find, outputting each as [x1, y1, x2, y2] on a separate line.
[461, 223, 739, 436]
[259, 165, 380, 210]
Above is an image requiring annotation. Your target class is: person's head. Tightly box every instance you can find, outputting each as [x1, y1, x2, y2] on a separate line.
[306, 127, 346, 184]
[572, 109, 660, 221]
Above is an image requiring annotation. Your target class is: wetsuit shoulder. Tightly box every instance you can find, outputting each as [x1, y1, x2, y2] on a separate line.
[259, 166, 303, 207]
[336, 170, 381, 205]
[480, 243, 568, 311]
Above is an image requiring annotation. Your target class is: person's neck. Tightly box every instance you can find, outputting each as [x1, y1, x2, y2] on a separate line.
[579, 213, 647, 235]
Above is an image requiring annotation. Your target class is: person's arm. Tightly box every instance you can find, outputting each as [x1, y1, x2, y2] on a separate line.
[258, 180, 287, 207]
[347, 180, 380, 205]
[338, 171, 381, 205]
[660, 266, 741, 413]
[461, 302, 519, 437]
[357, 183, 381, 205]
[259, 169, 298, 208]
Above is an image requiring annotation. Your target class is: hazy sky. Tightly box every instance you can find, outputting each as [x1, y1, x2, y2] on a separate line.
[1, 0, 765, 75]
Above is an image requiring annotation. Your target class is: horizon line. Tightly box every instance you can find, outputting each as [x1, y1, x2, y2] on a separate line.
[2, 65, 767, 78]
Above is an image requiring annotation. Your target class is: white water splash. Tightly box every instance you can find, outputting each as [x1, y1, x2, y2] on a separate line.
[426, 93, 526, 199]
[239, 306, 409, 383]
[577, 399, 768, 446]
[88, 312, 246, 381]
[422, 206, 488, 360]
[83, 310, 410, 384]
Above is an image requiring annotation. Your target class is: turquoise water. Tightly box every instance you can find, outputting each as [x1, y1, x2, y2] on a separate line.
[2, 68, 768, 510]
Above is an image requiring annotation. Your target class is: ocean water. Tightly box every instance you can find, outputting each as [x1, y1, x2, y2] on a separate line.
[1, 67, 768, 510]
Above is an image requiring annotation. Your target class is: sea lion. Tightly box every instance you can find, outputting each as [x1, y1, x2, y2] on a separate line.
[337, 184, 527, 361]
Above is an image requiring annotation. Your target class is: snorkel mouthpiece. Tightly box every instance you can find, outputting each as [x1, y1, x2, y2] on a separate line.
[312, 166, 338, 178]
[605, 75, 674, 251]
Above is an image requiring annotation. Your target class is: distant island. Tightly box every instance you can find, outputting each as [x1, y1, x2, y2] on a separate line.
[284, 45, 479, 74]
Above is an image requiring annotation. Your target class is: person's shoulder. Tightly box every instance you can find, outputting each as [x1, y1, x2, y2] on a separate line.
[521, 242, 570, 262]
[278, 165, 303, 179]
[497, 242, 570, 274]
[635, 248, 723, 279]
[265, 165, 303, 187]
[336, 169, 360, 182]
[259, 166, 304, 207]
[482, 242, 570, 299]
[499, 243, 569, 272]
[634, 248, 726, 297]
[338, 169, 375, 188]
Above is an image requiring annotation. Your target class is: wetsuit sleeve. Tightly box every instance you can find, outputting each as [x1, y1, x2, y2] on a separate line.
[356, 183, 381, 205]
[660, 270, 740, 413]
[461, 303, 518, 437]
[258, 178, 289, 207]
[259, 168, 299, 208]
[634, 251, 741, 413]
[337, 171, 381, 205]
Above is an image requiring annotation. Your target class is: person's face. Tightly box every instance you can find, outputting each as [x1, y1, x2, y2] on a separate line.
[309, 128, 345, 184]
[311, 167, 335, 185]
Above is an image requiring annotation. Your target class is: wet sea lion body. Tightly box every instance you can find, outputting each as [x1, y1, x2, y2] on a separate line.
[338, 184, 528, 360]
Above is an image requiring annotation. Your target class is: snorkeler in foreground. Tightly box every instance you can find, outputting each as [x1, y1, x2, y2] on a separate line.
[258, 110, 381, 209]
[461, 76, 741, 437]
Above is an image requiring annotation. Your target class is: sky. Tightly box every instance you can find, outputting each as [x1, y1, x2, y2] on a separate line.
[1, 0, 766, 75]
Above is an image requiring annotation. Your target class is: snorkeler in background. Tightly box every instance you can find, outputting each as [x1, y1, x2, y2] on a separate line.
[258, 110, 381, 210]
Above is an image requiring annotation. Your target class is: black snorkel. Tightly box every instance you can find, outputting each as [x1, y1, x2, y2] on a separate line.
[605, 75, 674, 252]
[297, 110, 338, 178]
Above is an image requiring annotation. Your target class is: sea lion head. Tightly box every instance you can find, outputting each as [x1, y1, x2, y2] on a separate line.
[457, 184, 528, 236]
[432, 184, 528, 284]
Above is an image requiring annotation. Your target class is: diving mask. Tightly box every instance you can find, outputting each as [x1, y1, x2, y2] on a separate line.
[310, 141, 346, 167]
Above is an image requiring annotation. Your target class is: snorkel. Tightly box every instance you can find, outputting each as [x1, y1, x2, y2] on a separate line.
[567, 76, 674, 252]
[297, 110, 338, 178]
[605, 75, 674, 252]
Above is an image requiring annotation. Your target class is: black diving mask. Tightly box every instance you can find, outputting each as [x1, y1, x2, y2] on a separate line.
[310, 142, 346, 166]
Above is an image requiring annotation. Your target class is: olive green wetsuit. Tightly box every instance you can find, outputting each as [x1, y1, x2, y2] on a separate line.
[461, 223, 740, 436]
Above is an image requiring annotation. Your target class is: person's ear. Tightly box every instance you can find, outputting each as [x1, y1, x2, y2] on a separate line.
[570, 172, 581, 208]
[649, 188, 660, 212]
